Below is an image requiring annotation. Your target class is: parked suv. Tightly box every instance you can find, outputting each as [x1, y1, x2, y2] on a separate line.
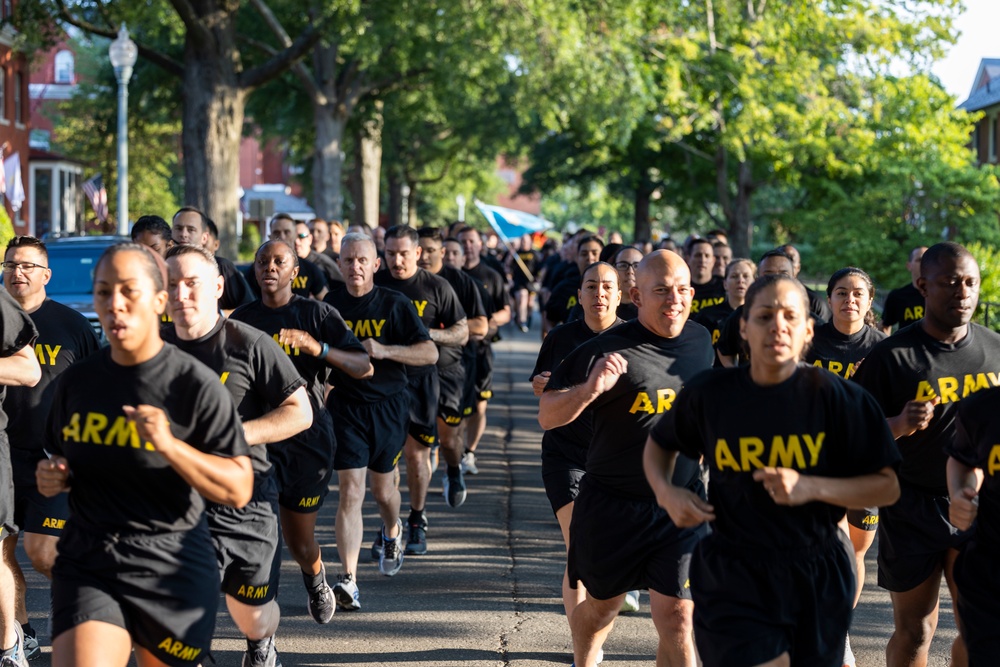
[42, 235, 129, 337]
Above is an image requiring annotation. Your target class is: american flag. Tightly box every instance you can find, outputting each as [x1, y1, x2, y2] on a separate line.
[82, 174, 108, 222]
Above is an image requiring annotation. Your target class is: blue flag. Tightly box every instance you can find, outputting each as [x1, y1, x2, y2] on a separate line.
[474, 200, 553, 242]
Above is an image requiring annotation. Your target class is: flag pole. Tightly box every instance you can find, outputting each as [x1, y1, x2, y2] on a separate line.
[482, 212, 536, 283]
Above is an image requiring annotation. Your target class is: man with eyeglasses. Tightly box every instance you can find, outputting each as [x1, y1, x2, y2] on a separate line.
[246, 213, 329, 300]
[1, 236, 87, 662]
[612, 247, 642, 321]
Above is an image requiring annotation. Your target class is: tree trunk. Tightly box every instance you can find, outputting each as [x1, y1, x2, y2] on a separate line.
[733, 159, 753, 256]
[312, 102, 347, 222]
[406, 181, 418, 227]
[181, 29, 246, 258]
[386, 171, 402, 227]
[360, 105, 383, 229]
[634, 187, 651, 243]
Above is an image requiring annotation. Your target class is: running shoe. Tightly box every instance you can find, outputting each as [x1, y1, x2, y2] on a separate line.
[843, 632, 856, 667]
[378, 519, 405, 577]
[242, 636, 282, 667]
[461, 451, 479, 475]
[333, 573, 361, 611]
[20, 626, 38, 662]
[620, 590, 640, 613]
[0, 622, 28, 667]
[404, 515, 428, 555]
[370, 528, 384, 561]
[443, 467, 467, 508]
[305, 566, 335, 624]
[569, 649, 604, 667]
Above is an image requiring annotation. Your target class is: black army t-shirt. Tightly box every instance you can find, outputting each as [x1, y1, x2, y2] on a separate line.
[324, 285, 431, 403]
[882, 283, 924, 329]
[805, 322, 885, 379]
[512, 249, 538, 288]
[0, 289, 38, 433]
[546, 319, 714, 497]
[7, 299, 99, 481]
[532, 317, 623, 464]
[690, 276, 726, 316]
[246, 258, 327, 300]
[806, 286, 832, 323]
[47, 344, 249, 534]
[216, 255, 255, 311]
[162, 317, 306, 479]
[465, 261, 509, 323]
[375, 268, 466, 369]
[853, 322, 1000, 494]
[692, 300, 734, 347]
[307, 250, 344, 290]
[546, 273, 580, 327]
[651, 365, 899, 550]
[948, 386, 1000, 547]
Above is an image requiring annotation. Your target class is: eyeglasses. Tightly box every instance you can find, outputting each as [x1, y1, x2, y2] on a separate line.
[1, 261, 47, 274]
[296, 233, 310, 239]
[615, 261, 640, 271]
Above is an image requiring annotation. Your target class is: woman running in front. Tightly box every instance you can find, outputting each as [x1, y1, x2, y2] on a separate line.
[37, 243, 253, 667]
[643, 273, 901, 667]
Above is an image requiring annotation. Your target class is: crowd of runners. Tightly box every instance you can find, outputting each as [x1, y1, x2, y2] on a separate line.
[0, 211, 996, 667]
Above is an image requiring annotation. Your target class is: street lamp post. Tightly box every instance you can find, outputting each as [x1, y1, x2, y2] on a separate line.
[109, 25, 138, 236]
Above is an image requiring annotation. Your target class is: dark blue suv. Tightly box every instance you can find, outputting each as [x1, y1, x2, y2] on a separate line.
[42, 235, 130, 337]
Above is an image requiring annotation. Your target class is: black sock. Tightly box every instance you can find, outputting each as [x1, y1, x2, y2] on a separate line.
[408, 507, 425, 524]
[302, 564, 325, 592]
[447, 464, 461, 476]
[464, 448, 473, 455]
[21, 623, 34, 638]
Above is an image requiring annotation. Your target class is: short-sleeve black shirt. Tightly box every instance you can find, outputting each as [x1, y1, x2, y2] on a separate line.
[692, 300, 734, 347]
[511, 249, 538, 287]
[546, 275, 580, 327]
[324, 285, 431, 403]
[308, 250, 344, 290]
[806, 286, 832, 324]
[245, 258, 328, 300]
[805, 322, 886, 379]
[465, 261, 509, 324]
[690, 276, 726, 316]
[545, 319, 714, 497]
[375, 268, 466, 370]
[47, 344, 250, 534]
[216, 255, 254, 311]
[0, 289, 38, 432]
[882, 283, 924, 329]
[161, 317, 306, 479]
[853, 322, 1000, 493]
[6, 299, 99, 481]
[947, 386, 1000, 547]
[650, 365, 900, 550]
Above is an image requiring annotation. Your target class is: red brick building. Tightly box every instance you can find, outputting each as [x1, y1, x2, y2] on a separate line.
[0, 1, 32, 235]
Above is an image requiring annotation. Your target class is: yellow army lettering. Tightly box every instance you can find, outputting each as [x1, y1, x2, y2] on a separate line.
[811, 359, 856, 378]
[271, 334, 301, 356]
[567, 295, 578, 310]
[904, 305, 924, 321]
[629, 388, 677, 414]
[298, 495, 320, 508]
[988, 444, 1000, 476]
[711, 328, 721, 345]
[41, 517, 65, 529]
[156, 637, 202, 662]
[714, 433, 825, 472]
[914, 373, 1000, 404]
[411, 300, 428, 317]
[219, 372, 230, 385]
[691, 296, 725, 314]
[345, 319, 386, 338]
[34, 344, 62, 366]
[236, 584, 269, 600]
[292, 276, 308, 290]
[61, 413, 156, 451]
[444, 414, 461, 425]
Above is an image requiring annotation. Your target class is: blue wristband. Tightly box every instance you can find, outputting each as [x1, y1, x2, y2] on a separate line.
[318, 342, 330, 359]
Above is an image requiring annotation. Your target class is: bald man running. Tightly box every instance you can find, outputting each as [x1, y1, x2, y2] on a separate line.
[540, 251, 714, 667]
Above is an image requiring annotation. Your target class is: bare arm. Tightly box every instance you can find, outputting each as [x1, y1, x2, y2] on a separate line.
[278, 328, 374, 379]
[644, 438, 715, 528]
[363, 338, 439, 367]
[538, 352, 627, 430]
[123, 404, 254, 508]
[887, 397, 939, 439]
[243, 386, 313, 446]
[492, 305, 512, 328]
[752, 465, 900, 509]
[947, 456, 984, 530]
[429, 318, 469, 347]
[467, 315, 488, 341]
[0, 344, 41, 387]
[716, 349, 736, 368]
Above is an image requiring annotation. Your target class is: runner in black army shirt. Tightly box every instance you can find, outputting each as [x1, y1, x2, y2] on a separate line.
[1, 236, 99, 659]
[162, 245, 313, 664]
[646, 274, 900, 667]
[693, 257, 753, 350]
[231, 240, 372, 626]
[852, 242, 1000, 667]
[509, 233, 539, 331]
[459, 226, 512, 476]
[375, 226, 468, 552]
[326, 234, 437, 609]
[687, 238, 726, 315]
[946, 386, 1000, 666]
[531, 261, 623, 655]
[544, 235, 602, 329]
[244, 214, 329, 301]
[539, 251, 713, 667]
[880, 246, 928, 334]
[37, 244, 252, 667]
[171, 207, 254, 312]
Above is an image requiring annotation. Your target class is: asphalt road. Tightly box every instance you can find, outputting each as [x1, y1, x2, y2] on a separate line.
[18, 323, 958, 666]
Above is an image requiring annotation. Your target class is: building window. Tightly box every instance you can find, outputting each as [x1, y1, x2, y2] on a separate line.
[14, 72, 22, 125]
[54, 51, 75, 84]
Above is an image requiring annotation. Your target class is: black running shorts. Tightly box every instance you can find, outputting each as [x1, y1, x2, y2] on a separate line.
[52, 523, 219, 667]
[14, 482, 69, 537]
[567, 476, 706, 600]
[407, 368, 439, 447]
[877, 482, 969, 592]
[954, 539, 1000, 667]
[847, 507, 879, 532]
[541, 448, 586, 515]
[438, 362, 466, 425]
[461, 347, 478, 418]
[268, 410, 334, 513]
[691, 534, 855, 667]
[208, 477, 282, 606]
[333, 390, 409, 473]
[474, 342, 494, 401]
